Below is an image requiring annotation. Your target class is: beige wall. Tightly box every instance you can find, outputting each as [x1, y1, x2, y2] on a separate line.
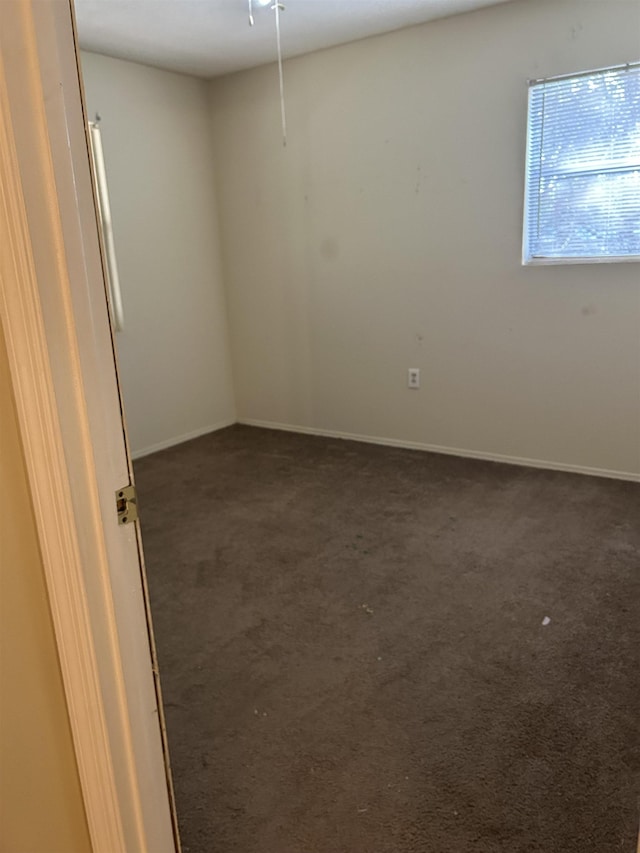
[0, 323, 91, 853]
[80, 52, 236, 458]
[210, 0, 640, 477]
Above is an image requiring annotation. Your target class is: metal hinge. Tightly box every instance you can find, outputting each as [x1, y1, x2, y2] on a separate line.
[115, 484, 139, 525]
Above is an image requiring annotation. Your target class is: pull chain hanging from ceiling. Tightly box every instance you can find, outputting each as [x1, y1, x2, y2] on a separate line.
[248, 0, 287, 147]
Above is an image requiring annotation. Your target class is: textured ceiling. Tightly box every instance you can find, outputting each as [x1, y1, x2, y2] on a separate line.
[74, 0, 512, 79]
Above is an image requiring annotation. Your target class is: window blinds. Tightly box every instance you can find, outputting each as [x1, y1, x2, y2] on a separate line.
[524, 63, 640, 262]
[88, 120, 125, 331]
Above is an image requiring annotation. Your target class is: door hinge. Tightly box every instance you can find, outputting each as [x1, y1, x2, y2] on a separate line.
[115, 484, 139, 525]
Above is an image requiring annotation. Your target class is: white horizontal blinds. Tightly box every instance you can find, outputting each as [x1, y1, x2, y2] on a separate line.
[88, 121, 125, 330]
[526, 64, 640, 260]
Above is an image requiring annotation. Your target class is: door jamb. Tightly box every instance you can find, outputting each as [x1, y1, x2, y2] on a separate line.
[0, 2, 176, 850]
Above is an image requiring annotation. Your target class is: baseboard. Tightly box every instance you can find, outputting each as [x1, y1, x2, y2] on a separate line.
[131, 418, 236, 460]
[238, 418, 640, 483]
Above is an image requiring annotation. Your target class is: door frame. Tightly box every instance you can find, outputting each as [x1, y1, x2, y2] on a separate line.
[0, 2, 177, 850]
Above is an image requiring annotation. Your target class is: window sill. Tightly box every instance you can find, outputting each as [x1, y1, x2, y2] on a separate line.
[523, 254, 640, 267]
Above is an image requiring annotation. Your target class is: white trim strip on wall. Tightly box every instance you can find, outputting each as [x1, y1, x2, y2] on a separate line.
[132, 415, 640, 483]
[131, 419, 237, 460]
[238, 418, 640, 483]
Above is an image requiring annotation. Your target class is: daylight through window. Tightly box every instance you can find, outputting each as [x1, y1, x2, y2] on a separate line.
[523, 63, 640, 264]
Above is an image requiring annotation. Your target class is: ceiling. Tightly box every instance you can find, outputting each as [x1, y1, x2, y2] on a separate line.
[74, 0, 512, 79]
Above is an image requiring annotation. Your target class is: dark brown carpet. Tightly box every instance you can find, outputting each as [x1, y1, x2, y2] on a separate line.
[134, 425, 640, 853]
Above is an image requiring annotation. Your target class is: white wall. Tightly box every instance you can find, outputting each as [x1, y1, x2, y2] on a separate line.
[210, 0, 640, 478]
[81, 52, 236, 457]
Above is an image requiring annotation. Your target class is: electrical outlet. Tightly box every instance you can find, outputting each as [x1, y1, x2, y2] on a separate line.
[408, 368, 420, 389]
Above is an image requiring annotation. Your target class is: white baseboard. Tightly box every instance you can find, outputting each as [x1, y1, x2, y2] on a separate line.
[238, 418, 640, 483]
[131, 418, 236, 460]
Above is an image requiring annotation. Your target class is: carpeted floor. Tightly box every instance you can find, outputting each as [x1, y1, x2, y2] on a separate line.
[134, 425, 640, 853]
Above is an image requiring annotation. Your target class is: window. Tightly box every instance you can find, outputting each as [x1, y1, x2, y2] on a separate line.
[523, 62, 640, 264]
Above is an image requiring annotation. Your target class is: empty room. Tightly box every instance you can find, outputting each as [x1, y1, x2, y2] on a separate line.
[69, 0, 639, 850]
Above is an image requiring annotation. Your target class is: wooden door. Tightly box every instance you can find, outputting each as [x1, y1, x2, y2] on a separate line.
[0, 1, 179, 849]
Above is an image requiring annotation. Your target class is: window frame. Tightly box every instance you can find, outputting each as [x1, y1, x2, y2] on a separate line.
[522, 61, 640, 267]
